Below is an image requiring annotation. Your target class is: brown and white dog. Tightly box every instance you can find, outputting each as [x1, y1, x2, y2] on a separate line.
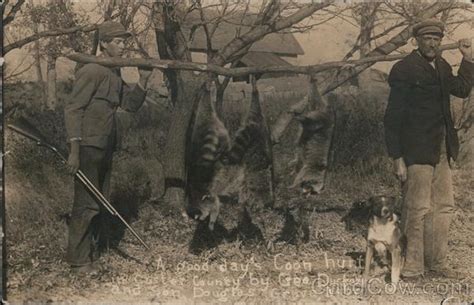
[363, 196, 406, 292]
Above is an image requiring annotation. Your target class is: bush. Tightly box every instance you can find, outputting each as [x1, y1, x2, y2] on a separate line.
[331, 88, 388, 167]
[5, 79, 395, 244]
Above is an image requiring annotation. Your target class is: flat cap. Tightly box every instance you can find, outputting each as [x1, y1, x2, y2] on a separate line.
[413, 19, 445, 37]
[98, 21, 131, 40]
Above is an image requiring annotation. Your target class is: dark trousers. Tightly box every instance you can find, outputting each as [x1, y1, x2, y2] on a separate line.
[66, 145, 113, 266]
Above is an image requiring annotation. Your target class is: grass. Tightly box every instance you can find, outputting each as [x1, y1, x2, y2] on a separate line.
[3, 80, 473, 304]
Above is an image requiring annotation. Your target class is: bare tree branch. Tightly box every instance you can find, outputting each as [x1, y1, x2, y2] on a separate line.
[123, 0, 145, 28]
[213, 1, 334, 66]
[104, 0, 115, 21]
[342, 33, 361, 61]
[320, 6, 359, 28]
[284, 12, 342, 33]
[4, 55, 35, 81]
[3, 0, 26, 26]
[195, 0, 214, 59]
[209, 1, 227, 38]
[255, 0, 280, 25]
[67, 42, 460, 77]
[130, 7, 154, 59]
[4, 24, 98, 54]
[271, 0, 463, 143]
[343, 20, 409, 60]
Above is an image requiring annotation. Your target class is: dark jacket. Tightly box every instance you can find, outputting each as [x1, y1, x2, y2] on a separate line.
[384, 50, 474, 165]
[64, 63, 146, 149]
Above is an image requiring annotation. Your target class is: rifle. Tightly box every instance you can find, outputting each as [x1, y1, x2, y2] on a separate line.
[8, 117, 150, 250]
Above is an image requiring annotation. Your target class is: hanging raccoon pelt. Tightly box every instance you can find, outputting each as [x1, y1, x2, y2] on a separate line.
[227, 75, 275, 205]
[228, 77, 272, 170]
[220, 75, 275, 244]
[187, 80, 231, 230]
[291, 74, 335, 196]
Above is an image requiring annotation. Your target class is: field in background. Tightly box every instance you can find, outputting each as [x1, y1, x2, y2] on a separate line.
[3, 78, 473, 304]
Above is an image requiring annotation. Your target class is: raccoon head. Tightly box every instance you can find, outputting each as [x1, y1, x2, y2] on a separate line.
[187, 193, 221, 231]
[301, 179, 325, 196]
[294, 110, 329, 133]
[291, 166, 327, 196]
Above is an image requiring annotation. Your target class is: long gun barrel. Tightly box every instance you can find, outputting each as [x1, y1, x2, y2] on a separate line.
[8, 117, 150, 250]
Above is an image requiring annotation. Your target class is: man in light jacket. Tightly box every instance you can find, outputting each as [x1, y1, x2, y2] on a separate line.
[64, 21, 152, 274]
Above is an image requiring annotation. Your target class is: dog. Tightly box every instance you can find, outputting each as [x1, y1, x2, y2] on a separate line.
[363, 195, 406, 292]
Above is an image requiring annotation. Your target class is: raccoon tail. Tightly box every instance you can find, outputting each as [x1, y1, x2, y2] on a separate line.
[197, 128, 221, 167]
[227, 124, 258, 164]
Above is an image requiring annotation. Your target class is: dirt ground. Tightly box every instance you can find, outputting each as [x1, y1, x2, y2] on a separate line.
[3, 82, 473, 304]
[4, 164, 473, 305]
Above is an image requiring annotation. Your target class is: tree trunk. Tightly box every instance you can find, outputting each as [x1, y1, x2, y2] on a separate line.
[32, 24, 46, 107]
[46, 54, 57, 110]
[162, 71, 204, 209]
[153, 2, 207, 210]
[357, 2, 378, 89]
[359, 3, 377, 58]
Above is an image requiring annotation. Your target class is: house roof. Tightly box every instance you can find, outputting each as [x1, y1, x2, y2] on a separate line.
[183, 11, 304, 57]
[239, 51, 291, 67]
[233, 52, 293, 82]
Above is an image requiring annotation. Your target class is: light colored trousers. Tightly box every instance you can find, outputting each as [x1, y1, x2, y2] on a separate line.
[401, 152, 454, 276]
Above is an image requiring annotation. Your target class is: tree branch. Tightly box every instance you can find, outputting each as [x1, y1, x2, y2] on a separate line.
[104, 0, 116, 21]
[213, 1, 334, 66]
[3, 0, 26, 26]
[122, 0, 145, 29]
[66, 42, 460, 77]
[255, 0, 280, 26]
[196, 0, 213, 59]
[4, 24, 98, 54]
[270, 0, 463, 143]
[4, 55, 35, 81]
[344, 20, 409, 60]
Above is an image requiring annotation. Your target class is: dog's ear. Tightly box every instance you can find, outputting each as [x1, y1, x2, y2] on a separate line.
[387, 196, 397, 205]
[365, 197, 377, 217]
[353, 199, 368, 208]
[367, 197, 375, 209]
[393, 196, 403, 216]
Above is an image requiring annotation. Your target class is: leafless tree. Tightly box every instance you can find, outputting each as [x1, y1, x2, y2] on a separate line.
[4, 0, 472, 211]
[145, 0, 335, 210]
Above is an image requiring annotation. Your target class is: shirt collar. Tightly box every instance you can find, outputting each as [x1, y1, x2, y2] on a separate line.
[416, 50, 436, 69]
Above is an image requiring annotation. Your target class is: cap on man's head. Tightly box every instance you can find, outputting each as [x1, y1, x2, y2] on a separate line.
[413, 19, 445, 37]
[98, 21, 131, 41]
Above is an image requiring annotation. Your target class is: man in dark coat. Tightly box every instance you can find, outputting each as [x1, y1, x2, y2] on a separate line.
[64, 21, 152, 274]
[384, 19, 473, 279]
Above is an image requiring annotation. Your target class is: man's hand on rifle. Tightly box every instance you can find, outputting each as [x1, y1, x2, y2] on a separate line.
[67, 140, 80, 175]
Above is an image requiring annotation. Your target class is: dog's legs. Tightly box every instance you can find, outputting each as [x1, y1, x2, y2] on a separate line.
[391, 246, 402, 284]
[363, 244, 374, 295]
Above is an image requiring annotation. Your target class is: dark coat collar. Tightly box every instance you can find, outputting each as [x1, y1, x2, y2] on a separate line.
[405, 50, 450, 103]
[405, 50, 450, 86]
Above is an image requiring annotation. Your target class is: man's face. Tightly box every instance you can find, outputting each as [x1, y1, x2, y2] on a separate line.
[416, 34, 442, 61]
[101, 37, 126, 57]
